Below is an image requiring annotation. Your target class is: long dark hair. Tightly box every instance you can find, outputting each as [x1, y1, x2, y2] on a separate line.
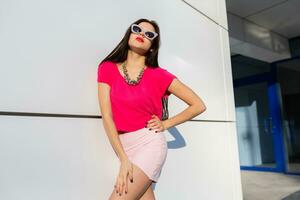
[100, 18, 161, 68]
[100, 18, 170, 120]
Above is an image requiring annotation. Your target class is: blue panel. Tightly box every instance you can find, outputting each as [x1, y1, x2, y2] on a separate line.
[268, 64, 287, 172]
[241, 166, 279, 172]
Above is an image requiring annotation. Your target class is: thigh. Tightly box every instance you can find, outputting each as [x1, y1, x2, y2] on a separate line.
[108, 163, 153, 200]
[139, 183, 155, 200]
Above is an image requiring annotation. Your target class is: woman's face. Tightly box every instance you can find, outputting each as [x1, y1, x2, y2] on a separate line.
[128, 22, 156, 55]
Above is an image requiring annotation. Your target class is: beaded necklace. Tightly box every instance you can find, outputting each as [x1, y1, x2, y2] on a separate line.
[121, 61, 146, 85]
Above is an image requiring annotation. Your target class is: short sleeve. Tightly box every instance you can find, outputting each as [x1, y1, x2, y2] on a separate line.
[160, 68, 177, 97]
[97, 61, 113, 86]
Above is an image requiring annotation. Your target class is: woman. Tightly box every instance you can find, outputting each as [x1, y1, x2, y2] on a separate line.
[97, 18, 206, 200]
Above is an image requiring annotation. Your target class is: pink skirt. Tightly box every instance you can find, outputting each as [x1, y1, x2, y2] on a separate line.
[119, 127, 168, 183]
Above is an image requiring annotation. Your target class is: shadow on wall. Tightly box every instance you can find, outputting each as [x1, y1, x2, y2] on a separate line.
[167, 127, 186, 149]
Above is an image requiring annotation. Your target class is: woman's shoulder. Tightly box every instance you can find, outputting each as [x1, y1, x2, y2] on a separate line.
[97, 60, 118, 78]
[99, 60, 115, 67]
[151, 66, 175, 76]
[149, 66, 167, 73]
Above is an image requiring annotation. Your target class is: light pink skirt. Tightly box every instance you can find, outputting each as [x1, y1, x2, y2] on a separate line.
[119, 127, 168, 183]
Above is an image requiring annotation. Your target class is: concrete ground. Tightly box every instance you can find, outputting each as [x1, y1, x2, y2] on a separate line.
[241, 170, 300, 200]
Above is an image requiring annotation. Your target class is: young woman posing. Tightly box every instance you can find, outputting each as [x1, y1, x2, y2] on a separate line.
[97, 18, 206, 200]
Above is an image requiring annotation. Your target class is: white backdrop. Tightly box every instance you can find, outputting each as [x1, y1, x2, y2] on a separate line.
[0, 0, 243, 199]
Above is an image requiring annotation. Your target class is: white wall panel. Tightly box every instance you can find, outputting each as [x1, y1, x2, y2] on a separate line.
[220, 28, 236, 121]
[158, 1, 229, 121]
[0, 116, 111, 199]
[183, 0, 228, 29]
[0, 0, 230, 121]
[157, 121, 242, 199]
[0, 117, 242, 200]
[0, 0, 242, 199]
[218, 0, 229, 29]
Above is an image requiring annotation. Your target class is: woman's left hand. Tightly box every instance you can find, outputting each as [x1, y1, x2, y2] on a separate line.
[146, 115, 166, 133]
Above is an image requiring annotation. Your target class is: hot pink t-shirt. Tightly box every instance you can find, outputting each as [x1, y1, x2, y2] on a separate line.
[97, 60, 177, 133]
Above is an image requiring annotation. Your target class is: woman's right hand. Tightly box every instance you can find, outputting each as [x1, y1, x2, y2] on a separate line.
[114, 157, 134, 196]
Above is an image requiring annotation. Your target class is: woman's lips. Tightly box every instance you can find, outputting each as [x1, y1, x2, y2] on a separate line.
[136, 37, 144, 43]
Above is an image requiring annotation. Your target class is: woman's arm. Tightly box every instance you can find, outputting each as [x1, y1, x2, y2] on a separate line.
[163, 78, 207, 130]
[98, 83, 128, 162]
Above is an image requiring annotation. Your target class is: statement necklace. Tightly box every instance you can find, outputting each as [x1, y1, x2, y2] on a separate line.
[121, 61, 146, 85]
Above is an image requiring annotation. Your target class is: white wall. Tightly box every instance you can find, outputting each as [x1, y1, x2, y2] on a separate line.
[0, 0, 243, 199]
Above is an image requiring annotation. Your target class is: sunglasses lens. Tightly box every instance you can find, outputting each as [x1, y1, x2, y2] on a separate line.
[145, 32, 155, 39]
[132, 25, 141, 33]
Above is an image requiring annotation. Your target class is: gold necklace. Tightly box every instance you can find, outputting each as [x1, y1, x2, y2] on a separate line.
[121, 61, 146, 85]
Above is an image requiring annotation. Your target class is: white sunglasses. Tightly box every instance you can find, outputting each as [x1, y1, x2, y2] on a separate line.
[131, 24, 158, 40]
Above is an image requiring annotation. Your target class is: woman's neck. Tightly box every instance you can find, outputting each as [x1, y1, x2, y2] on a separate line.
[125, 50, 146, 71]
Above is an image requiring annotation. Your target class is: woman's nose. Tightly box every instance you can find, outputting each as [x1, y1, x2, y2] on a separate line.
[140, 31, 145, 37]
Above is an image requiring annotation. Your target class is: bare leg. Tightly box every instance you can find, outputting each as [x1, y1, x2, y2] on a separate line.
[139, 183, 155, 200]
[108, 163, 153, 200]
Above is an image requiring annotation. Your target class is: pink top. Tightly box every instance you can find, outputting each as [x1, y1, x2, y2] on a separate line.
[97, 60, 177, 133]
